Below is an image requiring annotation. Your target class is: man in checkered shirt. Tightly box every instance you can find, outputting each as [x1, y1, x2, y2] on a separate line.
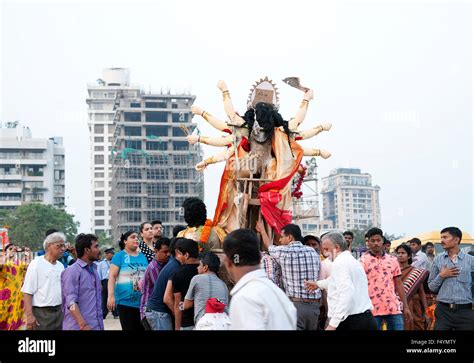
[257, 222, 321, 330]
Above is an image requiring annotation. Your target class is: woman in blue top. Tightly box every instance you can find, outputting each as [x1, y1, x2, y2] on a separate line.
[107, 231, 148, 330]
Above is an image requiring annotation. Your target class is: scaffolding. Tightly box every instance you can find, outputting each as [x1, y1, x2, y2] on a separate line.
[292, 157, 324, 235]
[110, 92, 204, 240]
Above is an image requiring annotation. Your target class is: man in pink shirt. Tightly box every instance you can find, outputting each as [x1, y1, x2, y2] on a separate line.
[360, 228, 412, 330]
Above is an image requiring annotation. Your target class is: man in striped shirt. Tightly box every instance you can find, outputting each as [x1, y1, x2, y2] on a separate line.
[428, 227, 474, 330]
[258, 222, 321, 330]
[139, 238, 170, 324]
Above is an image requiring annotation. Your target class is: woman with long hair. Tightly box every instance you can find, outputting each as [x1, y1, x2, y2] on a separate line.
[395, 244, 430, 330]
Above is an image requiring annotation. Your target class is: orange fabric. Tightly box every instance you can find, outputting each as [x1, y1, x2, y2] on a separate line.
[258, 130, 303, 233]
[213, 129, 302, 234]
[426, 304, 436, 330]
[212, 141, 246, 228]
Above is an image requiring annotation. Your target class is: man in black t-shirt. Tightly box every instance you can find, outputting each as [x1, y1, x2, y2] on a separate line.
[172, 238, 200, 330]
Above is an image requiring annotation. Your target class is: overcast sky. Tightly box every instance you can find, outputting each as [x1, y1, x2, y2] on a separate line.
[1, 0, 472, 237]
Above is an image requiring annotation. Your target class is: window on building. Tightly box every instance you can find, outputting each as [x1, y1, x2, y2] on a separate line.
[119, 211, 141, 223]
[172, 127, 187, 137]
[95, 220, 105, 226]
[147, 169, 168, 180]
[124, 168, 141, 179]
[146, 155, 169, 166]
[147, 198, 169, 209]
[124, 183, 142, 194]
[130, 102, 141, 108]
[175, 183, 188, 194]
[124, 197, 142, 209]
[94, 146, 104, 151]
[0, 193, 21, 201]
[125, 140, 142, 150]
[146, 141, 168, 151]
[124, 112, 141, 122]
[94, 136, 104, 143]
[24, 181, 43, 189]
[95, 191, 105, 197]
[173, 155, 188, 165]
[146, 211, 171, 223]
[124, 127, 141, 137]
[172, 113, 189, 123]
[147, 183, 169, 195]
[53, 155, 63, 166]
[173, 169, 189, 179]
[172, 103, 178, 109]
[95, 155, 105, 164]
[0, 152, 20, 158]
[30, 193, 44, 202]
[173, 141, 188, 151]
[191, 183, 203, 195]
[94, 181, 105, 187]
[175, 211, 184, 222]
[145, 125, 168, 137]
[145, 101, 167, 108]
[94, 124, 104, 133]
[95, 210, 105, 216]
[95, 200, 105, 207]
[95, 172, 105, 178]
[26, 166, 44, 177]
[145, 111, 168, 122]
[174, 197, 186, 208]
[124, 154, 143, 166]
[91, 103, 104, 110]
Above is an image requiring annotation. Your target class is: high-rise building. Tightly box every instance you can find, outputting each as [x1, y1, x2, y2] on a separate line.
[110, 93, 203, 239]
[0, 121, 65, 209]
[321, 168, 381, 231]
[86, 68, 141, 236]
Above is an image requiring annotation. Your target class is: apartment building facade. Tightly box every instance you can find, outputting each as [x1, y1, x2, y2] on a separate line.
[0, 122, 65, 209]
[321, 168, 381, 231]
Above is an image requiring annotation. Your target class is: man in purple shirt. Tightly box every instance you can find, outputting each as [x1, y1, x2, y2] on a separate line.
[61, 233, 103, 330]
[140, 237, 171, 323]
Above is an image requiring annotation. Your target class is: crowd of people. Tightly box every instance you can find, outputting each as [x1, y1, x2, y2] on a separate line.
[0, 198, 473, 331]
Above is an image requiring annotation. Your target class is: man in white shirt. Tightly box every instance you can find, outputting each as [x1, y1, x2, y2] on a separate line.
[21, 232, 66, 330]
[223, 229, 297, 330]
[410, 238, 428, 269]
[305, 232, 377, 330]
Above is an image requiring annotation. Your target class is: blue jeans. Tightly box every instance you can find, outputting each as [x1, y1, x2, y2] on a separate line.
[145, 310, 173, 331]
[374, 314, 404, 330]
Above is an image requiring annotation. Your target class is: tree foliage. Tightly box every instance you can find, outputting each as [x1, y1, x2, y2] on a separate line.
[383, 232, 405, 242]
[96, 232, 113, 248]
[2, 203, 79, 250]
[349, 228, 404, 248]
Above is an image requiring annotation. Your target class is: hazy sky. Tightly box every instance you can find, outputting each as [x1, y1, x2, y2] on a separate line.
[1, 0, 472, 237]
